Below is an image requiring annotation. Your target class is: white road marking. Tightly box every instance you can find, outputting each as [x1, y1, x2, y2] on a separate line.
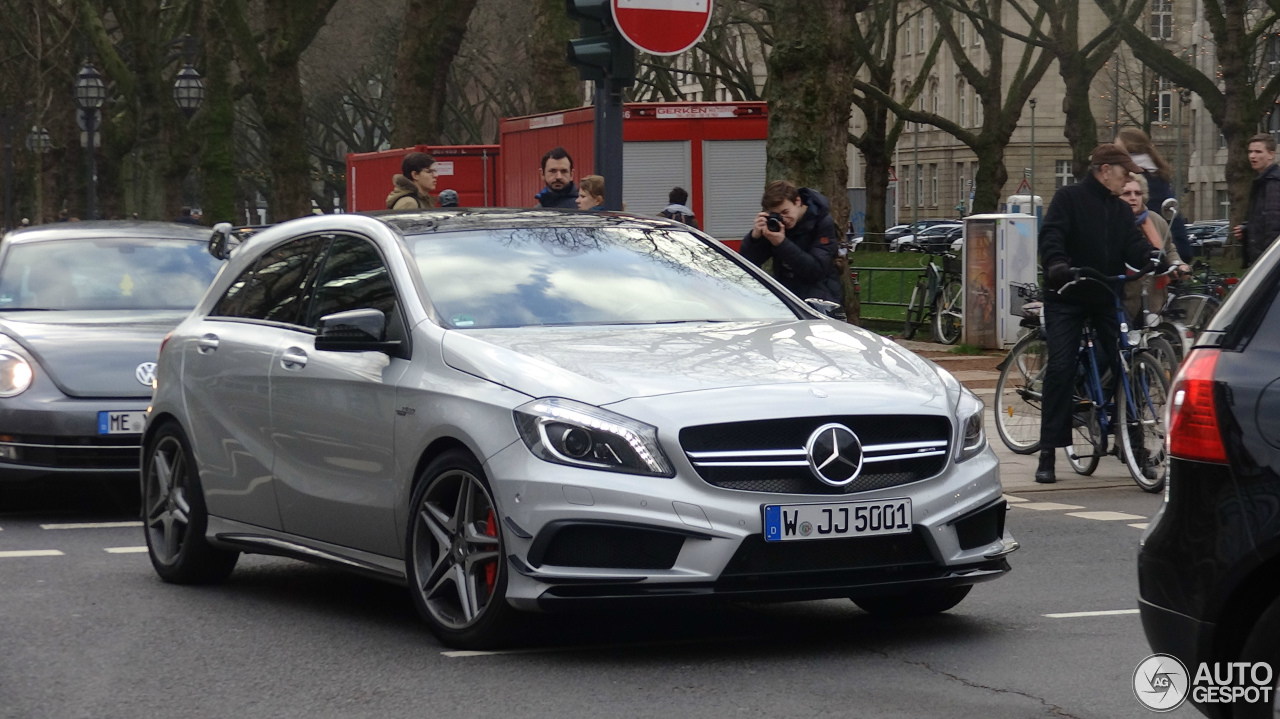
[104, 546, 148, 554]
[1010, 502, 1085, 511]
[1002, 494, 1029, 503]
[1066, 511, 1147, 521]
[0, 549, 64, 558]
[1130, 523, 1150, 529]
[40, 521, 143, 530]
[1044, 609, 1140, 618]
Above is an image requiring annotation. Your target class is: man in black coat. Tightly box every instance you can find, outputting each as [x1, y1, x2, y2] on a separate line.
[739, 181, 843, 305]
[535, 147, 580, 209]
[1236, 133, 1280, 267]
[1035, 144, 1159, 483]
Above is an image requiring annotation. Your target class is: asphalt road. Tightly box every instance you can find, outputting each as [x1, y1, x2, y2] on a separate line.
[0, 472, 1200, 719]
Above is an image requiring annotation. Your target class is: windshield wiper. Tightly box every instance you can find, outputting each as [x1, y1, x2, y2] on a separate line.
[0, 307, 53, 311]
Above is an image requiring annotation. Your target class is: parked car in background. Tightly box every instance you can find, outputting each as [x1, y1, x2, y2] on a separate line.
[889, 220, 962, 252]
[915, 224, 963, 254]
[1138, 236, 1280, 717]
[142, 208, 1016, 649]
[0, 222, 222, 483]
[1186, 220, 1229, 256]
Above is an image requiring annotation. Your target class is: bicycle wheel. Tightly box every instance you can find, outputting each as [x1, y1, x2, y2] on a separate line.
[1065, 388, 1102, 476]
[1118, 351, 1171, 493]
[994, 330, 1047, 454]
[1144, 335, 1180, 383]
[933, 280, 963, 345]
[902, 282, 924, 340]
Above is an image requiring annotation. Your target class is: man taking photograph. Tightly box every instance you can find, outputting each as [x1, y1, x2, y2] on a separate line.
[739, 180, 843, 305]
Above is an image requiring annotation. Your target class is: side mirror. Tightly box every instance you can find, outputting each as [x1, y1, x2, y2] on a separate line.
[315, 308, 400, 354]
[208, 222, 239, 260]
[1161, 198, 1179, 222]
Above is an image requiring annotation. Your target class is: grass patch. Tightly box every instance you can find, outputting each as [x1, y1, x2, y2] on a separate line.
[948, 343, 985, 355]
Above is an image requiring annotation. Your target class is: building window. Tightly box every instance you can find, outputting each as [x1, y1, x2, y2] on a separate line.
[956, 81, 966, 125]
[1153, 76, 1173, 123]
[1055, 160, 1076, 188]
[930, 164, 939, 206]
[957, 162, 967, 205]
[931, 81, 939, 116]
[972, 88, 982, 126]
[902, 166, 911, 206]
[1217, 189, 1229, 219]
[918, 14, 926, 52]
[904, 24, 912, 55]
[959, 18, 967, 45]
[916, 164, 924, 207]
[1219, 131, 1227, 149]
[1150, 0, 1173, 40]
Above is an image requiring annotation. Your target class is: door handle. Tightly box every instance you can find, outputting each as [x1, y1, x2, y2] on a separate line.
[197, 334, 220, 354]
[281, 348, 308, 369]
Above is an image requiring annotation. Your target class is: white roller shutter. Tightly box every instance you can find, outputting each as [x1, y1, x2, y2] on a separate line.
[622, 141, 691, 218]
[702, 139, 766, 240]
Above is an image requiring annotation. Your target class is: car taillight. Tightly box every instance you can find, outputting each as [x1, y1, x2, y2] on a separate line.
[1166, 349, 1227, 464]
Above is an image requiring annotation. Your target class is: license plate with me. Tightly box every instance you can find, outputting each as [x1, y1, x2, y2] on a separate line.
[98, 411, 147, 435]
[763, 499, 912, 542]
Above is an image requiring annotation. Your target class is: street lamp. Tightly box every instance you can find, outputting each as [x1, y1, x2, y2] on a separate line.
[25, 126, 51, 153]
[1176, 88, 1192, 205]
[1029, 97, 1037, 222]
[75, 61, 107, 220]
[171, 35, 204, 117]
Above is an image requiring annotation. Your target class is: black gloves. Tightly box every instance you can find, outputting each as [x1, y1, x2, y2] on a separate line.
[1045, 261, 1073, 288]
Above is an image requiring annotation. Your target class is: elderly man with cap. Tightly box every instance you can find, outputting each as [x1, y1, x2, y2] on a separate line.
[1033, 143, 1165, 484]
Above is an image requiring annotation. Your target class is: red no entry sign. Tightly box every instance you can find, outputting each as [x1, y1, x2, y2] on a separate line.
[612, 0, 714, 56]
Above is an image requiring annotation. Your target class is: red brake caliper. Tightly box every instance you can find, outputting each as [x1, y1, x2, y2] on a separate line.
[483, 509, 498, 592]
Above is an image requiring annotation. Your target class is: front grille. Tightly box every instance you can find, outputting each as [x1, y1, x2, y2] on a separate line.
[680, 415, 951, 495]
[0, 435, 140, 470]
[954, 500, 1007, 550]
[716, 528, 937, 590]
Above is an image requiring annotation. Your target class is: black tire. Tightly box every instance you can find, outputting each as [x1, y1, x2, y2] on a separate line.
[933, 279, 963, 345]
[1065, 386, 1101, 476]
[1145, 336, 1180, 383]
[1119, 351, 1171, 493]
[1233, 595, 1280, 718]
[853, 585, 972, 617]
[142, 422, 239, 584]
[406, 449, 518, 649]
[902, 283, 923, 340]
[994, 330, 1047, 454]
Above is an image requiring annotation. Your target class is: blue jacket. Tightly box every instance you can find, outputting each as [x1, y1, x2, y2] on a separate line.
[535, 182, 580, 209]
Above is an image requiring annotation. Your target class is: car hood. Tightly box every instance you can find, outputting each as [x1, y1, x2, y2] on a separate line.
[0, 310, 189, 398]
[440, 320, 947, 406]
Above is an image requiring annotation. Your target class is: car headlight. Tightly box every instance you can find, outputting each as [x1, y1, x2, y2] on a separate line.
[0, 350, 33, 397]
[956, 388, 987, 462]
[514, 397, 674, 477]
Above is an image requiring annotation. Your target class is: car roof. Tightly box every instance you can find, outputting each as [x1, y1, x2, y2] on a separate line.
[2, 220, 212, 246]
[370, 208, 691, 236]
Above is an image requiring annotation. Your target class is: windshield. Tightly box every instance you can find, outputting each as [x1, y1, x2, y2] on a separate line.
[0, 237, 222, 311]
[410, 226, 797, 329]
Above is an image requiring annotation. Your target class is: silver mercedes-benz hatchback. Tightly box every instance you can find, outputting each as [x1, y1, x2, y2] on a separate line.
[144, 209, 1015, 648]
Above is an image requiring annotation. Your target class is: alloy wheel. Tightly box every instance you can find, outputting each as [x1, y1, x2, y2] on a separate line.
[145, 436, 191, 565]
[412, 470, 502, 630]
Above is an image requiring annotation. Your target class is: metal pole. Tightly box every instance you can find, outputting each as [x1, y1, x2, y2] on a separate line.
[1029, 98, 1036, 221]
[1176, 93, 1185, 201]
[593, 80, 624, 212]
[85, 109, 97, 221]
[912, 119, 919, 224]
[2, 116, 13, 231]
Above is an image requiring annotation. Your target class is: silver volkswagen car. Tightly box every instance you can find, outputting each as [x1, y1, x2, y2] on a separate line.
[144, 209, 1015, 648]
[0, 222, 221, 482]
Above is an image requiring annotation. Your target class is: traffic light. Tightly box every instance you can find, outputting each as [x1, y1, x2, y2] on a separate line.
[565, 0, 635, 83]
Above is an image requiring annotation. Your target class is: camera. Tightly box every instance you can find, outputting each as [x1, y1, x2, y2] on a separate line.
[765, 213, 784, 233]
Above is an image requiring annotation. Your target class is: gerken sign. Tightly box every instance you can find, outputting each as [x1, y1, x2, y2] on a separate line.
[612, 0, 714, 56]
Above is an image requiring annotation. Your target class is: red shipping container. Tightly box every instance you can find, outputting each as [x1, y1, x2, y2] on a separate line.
[499, 102, 768, 249]
[345, 145, 500, 212]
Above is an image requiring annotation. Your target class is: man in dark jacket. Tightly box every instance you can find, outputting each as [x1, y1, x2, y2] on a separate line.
[740, 181, 843, 305]
[1035, 144, 1159, 484]
[1236, 133, 1280, 267]
[535, 147, 579, 209]
[659, 187, 700, 229]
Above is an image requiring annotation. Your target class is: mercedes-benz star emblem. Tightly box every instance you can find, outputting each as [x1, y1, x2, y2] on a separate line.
[135, 362, 157, 386]
[805, 423, 864, 486]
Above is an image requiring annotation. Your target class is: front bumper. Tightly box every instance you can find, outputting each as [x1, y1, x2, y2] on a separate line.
[0, 391, 148, 480]
[484, 439, 1013, 611]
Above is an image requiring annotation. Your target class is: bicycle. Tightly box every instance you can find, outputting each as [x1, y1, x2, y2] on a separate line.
[901, 250, 963, 344]
[994, 260, 1172, 491]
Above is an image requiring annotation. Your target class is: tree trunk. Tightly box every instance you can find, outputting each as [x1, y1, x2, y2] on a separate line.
[765, 0, 859, 232]
[200, 6, 236, 225]
[863, 154, 890, 243]
[391, 0, 480, 146]
[530, 0, 582, 113]
[1060, 57, 1099, 180]
[972, 139, 1008, 214]
[258, 62, 313, 220]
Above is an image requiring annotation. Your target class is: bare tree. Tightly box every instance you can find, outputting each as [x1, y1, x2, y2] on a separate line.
[529, 0, 581, 113]
[390, 0, 480, 146]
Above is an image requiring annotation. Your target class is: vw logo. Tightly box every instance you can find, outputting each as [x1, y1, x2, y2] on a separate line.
[805, 423, 864, 486]
[135, 362, 157, 386]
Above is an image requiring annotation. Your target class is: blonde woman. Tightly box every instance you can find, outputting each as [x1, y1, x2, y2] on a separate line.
[577, 175, 605, 211]
[1120, 172, 1188, 322]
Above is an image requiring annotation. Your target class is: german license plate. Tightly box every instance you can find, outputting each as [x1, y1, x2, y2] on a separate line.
[97, 411, 147, 435]
[763, 498, 912, 542]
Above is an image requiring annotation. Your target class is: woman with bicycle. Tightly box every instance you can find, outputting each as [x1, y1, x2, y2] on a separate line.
[1033, 145, 1164, 484]
[1119, 174, 1189, 323]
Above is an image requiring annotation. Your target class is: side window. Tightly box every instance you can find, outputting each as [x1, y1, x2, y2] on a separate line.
[306, 235, 403, 340]
[211, 236, 323, 324]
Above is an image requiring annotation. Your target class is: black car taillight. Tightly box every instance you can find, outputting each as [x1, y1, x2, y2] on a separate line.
[1166, 349, 1227, 464]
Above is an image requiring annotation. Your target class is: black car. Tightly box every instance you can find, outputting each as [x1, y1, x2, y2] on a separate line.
[1139, 238, 1280, 717]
